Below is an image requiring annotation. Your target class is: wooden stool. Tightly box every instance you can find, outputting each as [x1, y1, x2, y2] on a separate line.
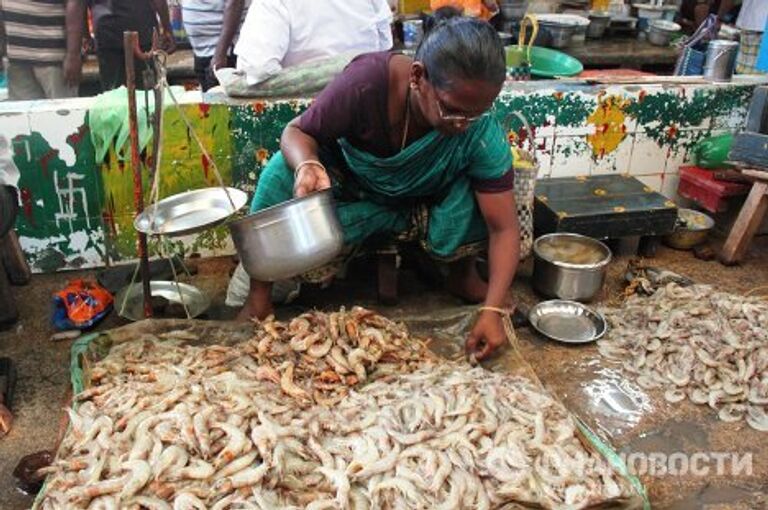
[376, 244, 399, 306]
[534, 175, 678, 253]
[720, 169, 768, 265]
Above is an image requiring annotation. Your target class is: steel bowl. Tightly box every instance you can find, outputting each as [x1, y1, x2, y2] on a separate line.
[533, 233, 612, 302]
[134, 187, 248, 237]
[529, 300, 607, 343]
[647, 19, 680, 46]
[663, 208, 714, 250]
[229, 190, 344, 281]
[115, 281, 210, 321]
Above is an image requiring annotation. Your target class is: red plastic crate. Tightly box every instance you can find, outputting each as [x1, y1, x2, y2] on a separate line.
[677, 166, 750, 213]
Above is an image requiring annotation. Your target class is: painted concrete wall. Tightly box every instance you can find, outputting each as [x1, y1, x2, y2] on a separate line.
[0, 77, 762, 273]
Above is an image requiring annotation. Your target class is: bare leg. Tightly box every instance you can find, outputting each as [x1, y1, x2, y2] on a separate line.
[445, 256, 488, 303]
[0, 396, 11, 438]
[236, 279, 274, 321]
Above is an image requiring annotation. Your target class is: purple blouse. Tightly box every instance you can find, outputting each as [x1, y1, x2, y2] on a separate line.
[299, 51, 514, 193]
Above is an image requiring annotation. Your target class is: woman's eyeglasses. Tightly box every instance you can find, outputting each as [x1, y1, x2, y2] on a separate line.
[435, 96, 488, 123]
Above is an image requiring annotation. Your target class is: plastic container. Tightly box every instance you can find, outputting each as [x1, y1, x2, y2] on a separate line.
[691, 133, 734, 168]
[677, 165, 750, 213]
[522, 46, 584, 77]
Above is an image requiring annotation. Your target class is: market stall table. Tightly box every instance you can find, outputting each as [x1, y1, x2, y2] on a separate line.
[566, 37, 680, 71]
[78, 38, 681, 91]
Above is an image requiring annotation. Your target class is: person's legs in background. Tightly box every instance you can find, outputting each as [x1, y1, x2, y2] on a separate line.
[97, 47, 126, 91]
[736, 30, 764, 73]
[193, 55, 215, 91]
[196, 54, 236, 91]
[7, 63, 46, 101]
[97, 47, 149, 91]
[33, 66, 78, 99]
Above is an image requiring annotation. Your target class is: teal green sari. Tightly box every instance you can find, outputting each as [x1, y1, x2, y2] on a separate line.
[251, 115, 512, 263]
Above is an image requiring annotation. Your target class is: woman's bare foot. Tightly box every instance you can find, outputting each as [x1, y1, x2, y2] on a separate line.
[236, 280, 274, 321]
[446, 256, 488, 303]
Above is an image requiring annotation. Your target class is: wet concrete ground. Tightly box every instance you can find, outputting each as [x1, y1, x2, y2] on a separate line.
[0, 237, 766, 509]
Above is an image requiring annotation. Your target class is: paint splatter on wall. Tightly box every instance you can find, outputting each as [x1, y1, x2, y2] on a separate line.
[588, 94, 630, 158]
[1, 82, 757, 272]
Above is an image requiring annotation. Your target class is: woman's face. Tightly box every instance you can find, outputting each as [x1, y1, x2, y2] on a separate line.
[412, 64, 501, 136]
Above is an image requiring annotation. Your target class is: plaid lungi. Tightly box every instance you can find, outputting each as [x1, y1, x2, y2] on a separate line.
[736, 30, 764, 74]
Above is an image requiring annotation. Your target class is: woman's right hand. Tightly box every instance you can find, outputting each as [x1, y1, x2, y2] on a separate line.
[294, 163, 331, 198]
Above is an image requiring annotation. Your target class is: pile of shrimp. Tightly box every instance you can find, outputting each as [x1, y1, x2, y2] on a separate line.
[598, 283, 768, 431]
[245, 307, 435, 406]
[38, 308, 634, 509]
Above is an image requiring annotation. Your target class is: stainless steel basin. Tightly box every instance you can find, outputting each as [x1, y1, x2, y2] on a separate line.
[229, 190, 344, 281]
[533, 233, 612, 302]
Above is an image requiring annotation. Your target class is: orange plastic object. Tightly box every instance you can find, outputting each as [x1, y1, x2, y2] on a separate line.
[54, 280, 113, 327]
[430, 0, 496, 19]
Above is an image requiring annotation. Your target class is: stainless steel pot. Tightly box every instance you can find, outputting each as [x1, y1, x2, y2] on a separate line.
[499, 0, 529, 20]
[533, 233, 612, 302]
[540, 22, 577, 48]
[229, 190, 344, 281]
[587, 11, 611, 39]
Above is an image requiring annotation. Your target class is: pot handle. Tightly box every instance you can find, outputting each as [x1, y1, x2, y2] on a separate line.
[709, 48, 730, 64]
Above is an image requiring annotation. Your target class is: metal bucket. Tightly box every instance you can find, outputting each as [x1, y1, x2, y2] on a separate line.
[704, 39, 739, 82]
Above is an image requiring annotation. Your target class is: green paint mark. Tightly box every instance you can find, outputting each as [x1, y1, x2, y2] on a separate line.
[626, 85, 755, 150]
[496, 92, 595, 131]
[230, 100, 308, 193]
[13, 127, 105, 269]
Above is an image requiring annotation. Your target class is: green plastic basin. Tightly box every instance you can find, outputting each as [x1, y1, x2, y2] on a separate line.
[506, 45, 584, 78]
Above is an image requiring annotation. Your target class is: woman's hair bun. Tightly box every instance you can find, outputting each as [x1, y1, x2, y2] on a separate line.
[422, 6, 463, 35]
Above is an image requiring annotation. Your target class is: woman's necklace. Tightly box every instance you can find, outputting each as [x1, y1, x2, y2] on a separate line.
[400, 87, 412, 152]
